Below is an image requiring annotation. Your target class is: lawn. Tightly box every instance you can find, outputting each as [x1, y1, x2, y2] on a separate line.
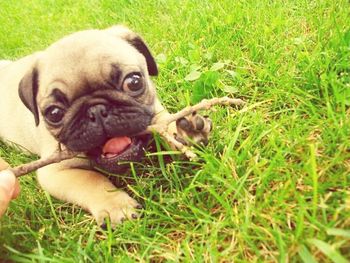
[0, 0, 349, 262]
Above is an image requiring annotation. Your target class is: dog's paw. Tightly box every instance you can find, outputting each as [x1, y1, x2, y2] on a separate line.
[175, 112, 212, 146]
[89, 190, 141, 228]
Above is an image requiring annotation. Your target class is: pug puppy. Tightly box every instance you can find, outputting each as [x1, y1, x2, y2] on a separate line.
[0, 26, 211, 226]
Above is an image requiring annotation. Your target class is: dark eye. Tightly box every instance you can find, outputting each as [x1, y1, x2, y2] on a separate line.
[44, 106, 65, 125]
[122, 73, 144, 95]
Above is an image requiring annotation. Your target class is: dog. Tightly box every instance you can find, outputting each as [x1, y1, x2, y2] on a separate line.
[0, 26, 211, 226]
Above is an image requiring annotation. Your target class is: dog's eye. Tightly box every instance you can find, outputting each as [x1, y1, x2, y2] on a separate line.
[44, 106, 65, 124]
[122, 73, 144, 95]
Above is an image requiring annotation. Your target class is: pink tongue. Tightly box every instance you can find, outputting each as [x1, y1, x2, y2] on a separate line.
[102, 136, 132, 156]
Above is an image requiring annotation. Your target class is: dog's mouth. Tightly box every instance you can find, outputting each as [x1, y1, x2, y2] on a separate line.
[87, 134, 150, 174]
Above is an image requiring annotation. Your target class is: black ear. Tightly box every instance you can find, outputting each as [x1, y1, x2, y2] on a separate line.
[126, 36, 158, 76]
[18, 67, 40, 126]
[105, 26, 158, 76]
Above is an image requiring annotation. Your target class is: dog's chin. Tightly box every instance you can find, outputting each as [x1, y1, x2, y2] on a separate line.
[86, 134, 151, 174]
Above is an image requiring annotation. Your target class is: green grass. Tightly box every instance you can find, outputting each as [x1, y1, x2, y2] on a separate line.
[0, 0, 349, 261]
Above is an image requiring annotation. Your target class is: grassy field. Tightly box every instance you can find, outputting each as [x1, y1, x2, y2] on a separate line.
[0, 0, 349, 261]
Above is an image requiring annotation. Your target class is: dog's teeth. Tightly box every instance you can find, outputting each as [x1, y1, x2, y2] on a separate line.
[103, 153, 118, 159]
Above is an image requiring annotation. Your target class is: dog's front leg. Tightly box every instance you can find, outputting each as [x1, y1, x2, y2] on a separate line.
[37, 163, 140, 226]
[153, 98, 212, 146]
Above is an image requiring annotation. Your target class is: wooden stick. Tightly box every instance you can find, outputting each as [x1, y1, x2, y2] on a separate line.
[146, 97, 245, 159]
[7, 96, 244, 177]
[146, 97, 245, 132]
[10, 150, 78, 177]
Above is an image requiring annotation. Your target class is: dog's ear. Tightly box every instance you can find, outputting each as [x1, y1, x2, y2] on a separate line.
[105, 25, 158, 76]
[18, 67, 40, 126]
[127, 36, 158, 76]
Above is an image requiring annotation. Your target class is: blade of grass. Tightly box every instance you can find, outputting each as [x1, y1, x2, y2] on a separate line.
[308, 239, 348, 263]
[298, 245, 318, 263]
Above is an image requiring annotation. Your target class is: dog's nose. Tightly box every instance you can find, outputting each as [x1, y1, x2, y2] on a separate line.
[87, 104, 108, 122]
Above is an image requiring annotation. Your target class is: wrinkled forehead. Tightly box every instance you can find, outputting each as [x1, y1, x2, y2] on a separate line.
[37, 31, 148, 99]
